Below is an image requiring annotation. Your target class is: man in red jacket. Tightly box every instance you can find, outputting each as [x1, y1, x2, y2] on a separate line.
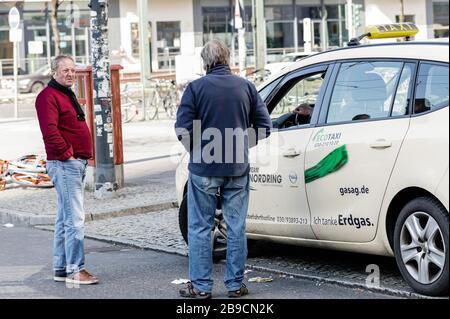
[36, 55, 99, 285]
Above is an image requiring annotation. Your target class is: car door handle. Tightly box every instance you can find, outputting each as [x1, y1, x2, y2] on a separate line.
[282, 148, 301, 158]
[369, 139, 392, 149]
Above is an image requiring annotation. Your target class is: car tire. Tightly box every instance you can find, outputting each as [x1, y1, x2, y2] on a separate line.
[31, 82, 45, 94]
[394, 197, 449, 296]
[178, 194, 227, 262]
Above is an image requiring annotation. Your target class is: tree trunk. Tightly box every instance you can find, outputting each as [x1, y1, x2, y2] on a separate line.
[51, 0, 61, 57]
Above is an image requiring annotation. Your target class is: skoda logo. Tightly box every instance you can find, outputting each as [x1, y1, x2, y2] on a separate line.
[289, 172, 298, 184]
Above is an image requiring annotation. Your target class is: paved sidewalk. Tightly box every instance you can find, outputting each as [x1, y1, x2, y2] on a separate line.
[0, 119, 182, 226]
[0, 172, 178, 226]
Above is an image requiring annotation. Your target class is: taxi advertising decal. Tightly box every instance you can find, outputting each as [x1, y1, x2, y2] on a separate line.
[305, 145, 348, 184]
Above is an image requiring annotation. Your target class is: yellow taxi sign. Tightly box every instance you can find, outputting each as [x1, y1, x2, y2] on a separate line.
[365, 23, 419, 39]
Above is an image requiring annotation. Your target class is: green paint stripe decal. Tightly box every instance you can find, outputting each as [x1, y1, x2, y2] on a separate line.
[305, 145, 349, 184]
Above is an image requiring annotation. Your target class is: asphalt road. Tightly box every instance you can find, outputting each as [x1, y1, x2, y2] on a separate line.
[0, 226, 397, 300]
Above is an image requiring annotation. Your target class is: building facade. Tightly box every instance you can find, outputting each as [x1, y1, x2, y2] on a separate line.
[0, 0, 448, 75]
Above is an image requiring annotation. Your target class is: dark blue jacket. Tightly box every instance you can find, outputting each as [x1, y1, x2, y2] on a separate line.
[175, 65, 272, 177]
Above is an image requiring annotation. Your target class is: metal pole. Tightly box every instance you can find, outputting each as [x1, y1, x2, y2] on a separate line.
[347, 0, 355, 40]
[85, 27, 90, 64]
[252, 0, 265, 73]
[13, 39, 18, 119]
[235, 0, 246, 77]
[303, 18, 312, 53]
[320, 0, 328, 51]
[338, 4, 343, 47]
[46, 4, 51, 66]
[294, 16, 298, 53]
[399, 0, 405, 23]
[238, 28, 246, 77]
[231, 33, 236, 67]
[137, 0, 151, 118]
[71, 1, 76, 60]
[89, 0, 118, 198]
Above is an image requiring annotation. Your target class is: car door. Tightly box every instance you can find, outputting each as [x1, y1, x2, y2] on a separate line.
[305, 60, 417, 242]
[246, 64, 334, 239]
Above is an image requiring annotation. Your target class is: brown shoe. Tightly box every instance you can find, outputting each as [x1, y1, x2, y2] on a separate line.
[66, 269, 99, 285]
[228, 283, 249, 298]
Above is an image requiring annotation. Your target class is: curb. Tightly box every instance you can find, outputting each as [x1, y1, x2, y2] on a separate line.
[0, 201, 178, 227]
[85, 201, 178, 222]
[241, 264, 441, 300]
[36, 226, 188, 258]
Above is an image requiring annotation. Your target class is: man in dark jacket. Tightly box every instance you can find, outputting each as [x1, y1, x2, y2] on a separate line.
[35, 55, 99, 285]
[175, 40, 272, 298]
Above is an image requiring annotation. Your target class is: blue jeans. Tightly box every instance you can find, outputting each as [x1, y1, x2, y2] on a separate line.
[188, 173, 250, 293]
[47, 159, 88, 275]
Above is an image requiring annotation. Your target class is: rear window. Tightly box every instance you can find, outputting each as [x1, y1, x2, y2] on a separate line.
[327, 61, 404, 123]
[414, 63, 449, 114]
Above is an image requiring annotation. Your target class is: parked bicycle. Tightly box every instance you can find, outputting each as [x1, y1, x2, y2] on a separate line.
[0, 155, 53, 191]
[120, 79, 181, 122]
[153, 79, 179, 120]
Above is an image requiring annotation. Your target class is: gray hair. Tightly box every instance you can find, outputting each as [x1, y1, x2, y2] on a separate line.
[51, 55, 75, 73]
[201, 40, 230, 71]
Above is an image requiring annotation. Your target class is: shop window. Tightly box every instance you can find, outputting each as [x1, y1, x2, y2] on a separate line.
[433, 1, 449, 38]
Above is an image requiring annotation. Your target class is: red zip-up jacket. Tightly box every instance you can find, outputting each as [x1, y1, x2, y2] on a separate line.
[35, 86, 93, 161]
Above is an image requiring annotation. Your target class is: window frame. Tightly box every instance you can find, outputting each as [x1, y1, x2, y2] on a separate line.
[262, 63, 335, 132]
[317, 58, 420, 127]
[411, 61, 449, 118]
[390, 61, 419, 117]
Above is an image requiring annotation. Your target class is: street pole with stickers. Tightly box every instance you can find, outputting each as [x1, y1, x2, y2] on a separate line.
[8, 7, 21, 119]
[88, 0, 118, 199]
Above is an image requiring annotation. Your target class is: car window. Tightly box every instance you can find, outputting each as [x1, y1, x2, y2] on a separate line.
[258, 76, 282, 102]
[271, 72, 325, 129]
[414, 63, 449, 114]
[327, 61, 404, 123]
[392, 63, 416, 116]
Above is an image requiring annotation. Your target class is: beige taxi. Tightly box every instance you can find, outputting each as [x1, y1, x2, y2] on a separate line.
[176, 24, 449, 296]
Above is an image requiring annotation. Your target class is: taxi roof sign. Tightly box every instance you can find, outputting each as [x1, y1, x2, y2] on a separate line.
[348, 23, 419, 46]
[366, 23, 419, 39]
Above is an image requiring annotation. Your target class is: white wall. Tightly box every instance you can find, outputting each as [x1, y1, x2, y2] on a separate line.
[364, 0, 430, 40]
[118, 0, 195, 71]
[148, 0, 195, 69]
[119, 0, 139, 60]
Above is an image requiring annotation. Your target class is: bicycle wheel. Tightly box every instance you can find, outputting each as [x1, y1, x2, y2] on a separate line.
[11, 172, 53, 188]
[145, 89, 159, 120]
[10, 155, 47, 173]
[121, 104, 138, 123]
[165, 91, 178, 119]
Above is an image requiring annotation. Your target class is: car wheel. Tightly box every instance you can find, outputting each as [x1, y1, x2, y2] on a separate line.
[394, 197, 449, 296]
[31, 82, 45, 93]
[179, 194, 227, 262]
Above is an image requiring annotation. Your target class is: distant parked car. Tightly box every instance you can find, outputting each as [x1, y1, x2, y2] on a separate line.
[265, 51, 318, 77]
[19, 65, 52, 93]
[0, 65, 51, 94]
